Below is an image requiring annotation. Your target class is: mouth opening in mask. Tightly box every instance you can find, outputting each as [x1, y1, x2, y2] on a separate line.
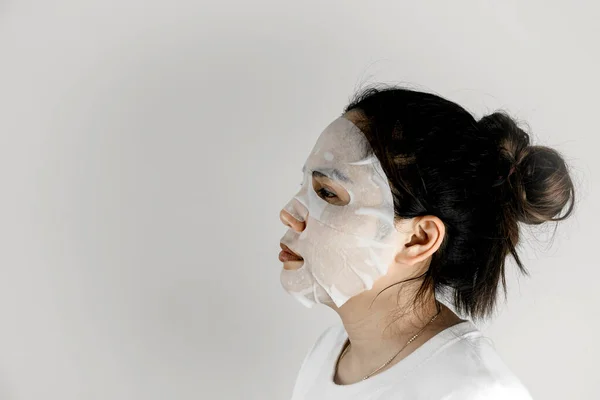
[280, 243, 304, 265]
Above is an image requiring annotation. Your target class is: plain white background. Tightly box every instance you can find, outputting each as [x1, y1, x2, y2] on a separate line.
[0, 1, 598, 399]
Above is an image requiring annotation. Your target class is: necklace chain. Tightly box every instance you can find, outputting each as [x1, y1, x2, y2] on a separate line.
[336, 302, 442, 381]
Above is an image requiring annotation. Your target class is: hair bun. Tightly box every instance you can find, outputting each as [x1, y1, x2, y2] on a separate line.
[479, 112, 575, 225]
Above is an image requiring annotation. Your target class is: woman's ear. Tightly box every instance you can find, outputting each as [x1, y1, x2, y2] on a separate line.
[395, 216, 445, 266]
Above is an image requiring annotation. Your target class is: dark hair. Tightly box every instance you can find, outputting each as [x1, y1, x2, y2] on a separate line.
[344, 85, 575, 320]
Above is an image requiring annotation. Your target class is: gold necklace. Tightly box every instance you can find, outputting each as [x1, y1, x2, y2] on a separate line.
[336, 302, 442, 381]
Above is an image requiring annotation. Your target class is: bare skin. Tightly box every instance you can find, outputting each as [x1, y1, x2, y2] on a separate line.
[331, 276, 465, 385]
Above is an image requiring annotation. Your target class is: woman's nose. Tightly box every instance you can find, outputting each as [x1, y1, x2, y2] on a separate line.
[279, 209, 306, 233]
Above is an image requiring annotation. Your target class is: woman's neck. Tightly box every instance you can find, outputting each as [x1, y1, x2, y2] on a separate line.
[333, 284, 464, 384]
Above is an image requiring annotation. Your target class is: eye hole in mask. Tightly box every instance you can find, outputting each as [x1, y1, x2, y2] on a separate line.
[311, 174, 350, 206]
[300, 167, 351, 207]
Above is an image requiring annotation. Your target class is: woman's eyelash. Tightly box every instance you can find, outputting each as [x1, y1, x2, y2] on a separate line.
[317, 188, 337, 198]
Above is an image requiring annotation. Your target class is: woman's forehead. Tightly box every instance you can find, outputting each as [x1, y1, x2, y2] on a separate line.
[304, 117, 371, 167]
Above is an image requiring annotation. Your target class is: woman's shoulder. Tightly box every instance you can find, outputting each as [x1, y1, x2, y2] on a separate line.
[407, 322, 534, 399]
[373, 321, 534, 399]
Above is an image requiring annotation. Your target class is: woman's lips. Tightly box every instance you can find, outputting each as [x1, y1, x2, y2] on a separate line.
[279, 243, 303, 262]
[279, 250, 303, 262]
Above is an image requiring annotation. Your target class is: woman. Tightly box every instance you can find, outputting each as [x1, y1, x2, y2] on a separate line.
[278, 86, 574, 399]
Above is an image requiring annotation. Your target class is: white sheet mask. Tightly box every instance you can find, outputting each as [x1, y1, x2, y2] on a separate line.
[280, 116, 400, 308]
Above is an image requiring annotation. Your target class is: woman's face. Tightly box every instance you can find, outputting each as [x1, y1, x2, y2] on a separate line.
[279, 112, 401, 308]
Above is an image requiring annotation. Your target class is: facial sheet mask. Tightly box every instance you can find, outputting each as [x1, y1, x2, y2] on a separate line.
[280, 116, 400, 308]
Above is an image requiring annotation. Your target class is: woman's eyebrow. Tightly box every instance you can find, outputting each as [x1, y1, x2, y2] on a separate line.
[302, 165, 352, 183]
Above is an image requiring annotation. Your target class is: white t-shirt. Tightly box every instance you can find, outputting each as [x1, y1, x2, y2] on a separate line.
[290, 320, 533, 400]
